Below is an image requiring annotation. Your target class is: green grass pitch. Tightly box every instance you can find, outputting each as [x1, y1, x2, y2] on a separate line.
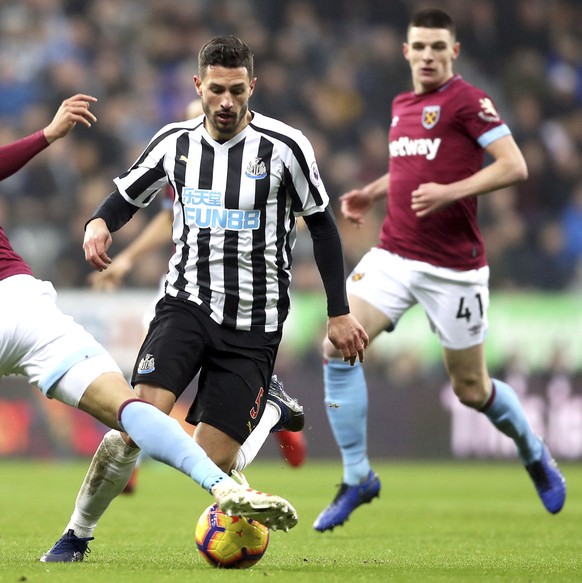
[0, 459, 580, 582]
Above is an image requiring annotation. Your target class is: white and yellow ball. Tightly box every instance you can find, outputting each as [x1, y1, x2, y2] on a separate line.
[195, 503, 269, 569]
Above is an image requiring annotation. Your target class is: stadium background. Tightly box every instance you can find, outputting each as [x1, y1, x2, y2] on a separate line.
[0, 0, 581, 461]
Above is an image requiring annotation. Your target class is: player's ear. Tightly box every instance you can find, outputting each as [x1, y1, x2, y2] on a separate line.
[249, 77, 257, 96]
[193, 75, 203, 97]
[452, 41, 460, 61]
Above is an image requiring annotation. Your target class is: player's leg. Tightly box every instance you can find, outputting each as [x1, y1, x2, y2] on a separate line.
[233, 374, 305, 471]
[430, 265, 566, 515]
[313, 294, 388, 532]
[444, 344, 565, 513]
[125, 373, 307, 486]
[443, 343, 541, 457]
[40, 300, 298, 562]
[42, 374, 298, 562]
[121, 280, 167, 494]
[269, 374, 307, 467]
[45, 378, 178, 555]
[186, 342, 299, 525]
[314, 249, 414, 532]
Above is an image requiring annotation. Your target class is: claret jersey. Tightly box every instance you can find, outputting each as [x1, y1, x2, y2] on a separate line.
[380, 74, 511, 270]
[0, 130, 47, 281]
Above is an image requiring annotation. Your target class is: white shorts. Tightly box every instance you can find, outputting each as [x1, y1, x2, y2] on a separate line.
[347, 248, 490, 349]
[0, 275, 121, 407]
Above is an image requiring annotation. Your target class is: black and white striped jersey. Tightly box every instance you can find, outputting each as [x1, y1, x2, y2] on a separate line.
[114, 111, 329, 332]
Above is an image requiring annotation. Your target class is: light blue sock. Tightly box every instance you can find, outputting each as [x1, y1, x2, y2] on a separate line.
[323, 359, 370, 485]
[119, 400, 231, 492]
[481, 379, 542, 465]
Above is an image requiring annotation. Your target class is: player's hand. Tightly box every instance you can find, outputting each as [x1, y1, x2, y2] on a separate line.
[411, 182, 455, 217]
[340, 189, 374, 228]
[327, 314, 369, 365]
[83, 218, 113, 271]
[88, 255, 133, 290]
[43, 94, 97, 143]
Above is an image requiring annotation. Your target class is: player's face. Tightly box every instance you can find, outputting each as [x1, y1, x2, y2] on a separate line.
[403, 27, 459, 94]
[194, 66, 256, 141]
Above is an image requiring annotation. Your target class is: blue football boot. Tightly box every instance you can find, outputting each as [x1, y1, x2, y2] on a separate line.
[313, 470, 381, 532]
[525, 442, 566, 514]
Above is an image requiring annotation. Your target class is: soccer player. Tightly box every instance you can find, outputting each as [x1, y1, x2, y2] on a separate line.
[89, 201, 307, 481]
[0, 93, 298, 553]
[313, 8, 566, 532]
[88, 110, 307, 481]
[42, 36, 367, 561]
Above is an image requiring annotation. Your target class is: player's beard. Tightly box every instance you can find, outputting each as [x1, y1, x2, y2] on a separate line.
[205, 103, 249, 141]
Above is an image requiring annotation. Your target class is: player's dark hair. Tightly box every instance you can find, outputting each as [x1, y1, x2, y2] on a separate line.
[198, 36, 254, 79]
[409, 8, 456, 39]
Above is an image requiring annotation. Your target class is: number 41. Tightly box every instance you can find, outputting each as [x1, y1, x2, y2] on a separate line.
[456, 293, 483, 321]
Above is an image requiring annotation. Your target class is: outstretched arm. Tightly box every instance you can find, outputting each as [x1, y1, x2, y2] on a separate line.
[340, 173, 389, 227]
[304, 207, 369, 365]
[0, 94, 97, 180]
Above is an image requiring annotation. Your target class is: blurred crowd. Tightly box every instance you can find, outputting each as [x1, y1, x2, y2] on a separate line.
[1, 0, 582, 292]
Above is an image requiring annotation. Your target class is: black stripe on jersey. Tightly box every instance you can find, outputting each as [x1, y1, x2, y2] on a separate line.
[118, 125, 202, 202]
[195, 138, 214, 308]
[249, 122, 324, 207]
[171, 133, 191, 300]
[276, 179, 292, 324]
[123, 159, 166, 204]
[250, 137, 273, 327]
[282, 163, 305, 214]
[222, 140, 245, 327]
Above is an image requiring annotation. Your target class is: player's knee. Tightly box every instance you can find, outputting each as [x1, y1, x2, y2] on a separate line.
[451, 377, 488, 409]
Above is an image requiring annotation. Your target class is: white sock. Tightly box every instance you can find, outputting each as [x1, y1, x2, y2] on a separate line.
[232, 401, 280, 472]
[65, 430, 140, 538]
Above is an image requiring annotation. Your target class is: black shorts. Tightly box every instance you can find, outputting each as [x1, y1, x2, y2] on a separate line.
[131, 295, 281, 444]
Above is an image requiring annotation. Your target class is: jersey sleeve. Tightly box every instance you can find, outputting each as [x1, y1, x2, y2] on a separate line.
[456, 88, 511, 149]
[0, 130, 49, 181]
[113, 129, 172, 208]
[282, 131, 330, 217]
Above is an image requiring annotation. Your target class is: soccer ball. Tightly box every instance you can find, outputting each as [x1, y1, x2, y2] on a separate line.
[195, 503, 270, 569]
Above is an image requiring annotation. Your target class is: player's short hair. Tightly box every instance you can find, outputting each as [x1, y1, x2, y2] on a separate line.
[409, 8, 456, 39]
[198, 36, 254, 79]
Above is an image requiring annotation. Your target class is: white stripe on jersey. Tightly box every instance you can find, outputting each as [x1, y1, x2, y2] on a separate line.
[113, 112, 329, 332]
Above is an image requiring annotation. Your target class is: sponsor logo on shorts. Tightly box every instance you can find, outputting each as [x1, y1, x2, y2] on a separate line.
[137, 353, 155, 374]
[468, 323, 482, 336]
